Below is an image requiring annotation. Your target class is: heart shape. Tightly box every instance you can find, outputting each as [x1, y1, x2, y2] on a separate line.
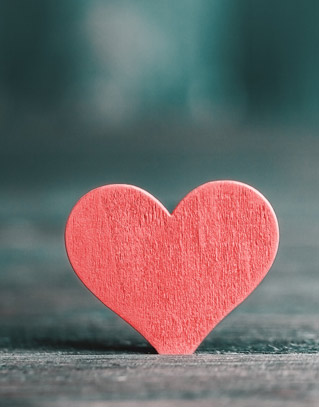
[65, 181, 279, 354]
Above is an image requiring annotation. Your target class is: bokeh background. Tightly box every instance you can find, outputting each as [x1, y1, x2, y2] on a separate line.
[1, 0, 319, 357]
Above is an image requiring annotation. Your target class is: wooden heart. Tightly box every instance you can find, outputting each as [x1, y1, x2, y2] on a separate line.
[65, 181, 279, 354]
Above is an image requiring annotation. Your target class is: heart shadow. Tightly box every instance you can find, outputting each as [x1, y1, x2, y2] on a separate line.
[32, 336, 157, 354]
[1, 322, 156, 354]
[3, 321, 316, 354]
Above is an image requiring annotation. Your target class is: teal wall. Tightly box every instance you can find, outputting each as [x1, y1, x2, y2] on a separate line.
[0, 0, 318, 154]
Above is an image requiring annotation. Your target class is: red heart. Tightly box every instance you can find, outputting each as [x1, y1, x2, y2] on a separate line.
[65, 181, 279, 354]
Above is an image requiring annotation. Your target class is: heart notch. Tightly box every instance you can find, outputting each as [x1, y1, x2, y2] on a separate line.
[65, 181, 279, 354]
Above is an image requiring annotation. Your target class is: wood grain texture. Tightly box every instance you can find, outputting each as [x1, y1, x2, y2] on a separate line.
[65, 181, 279, 354]
[1, 352, 318, 407]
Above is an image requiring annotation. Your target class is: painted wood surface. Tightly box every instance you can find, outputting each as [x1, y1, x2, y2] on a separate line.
[65, 181, 279, 354]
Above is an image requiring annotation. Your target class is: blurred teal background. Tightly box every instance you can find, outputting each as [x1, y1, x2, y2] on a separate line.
[1, 3, 319, 405]
[1, 0, 318, 156]
[1, 0, 319, 336]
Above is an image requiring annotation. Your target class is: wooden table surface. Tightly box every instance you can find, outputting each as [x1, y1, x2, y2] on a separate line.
[1, 127, 318, 406]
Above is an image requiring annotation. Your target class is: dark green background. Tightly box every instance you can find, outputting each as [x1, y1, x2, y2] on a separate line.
[1, 0, 318, 201]
[1, 0, 318, 154]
